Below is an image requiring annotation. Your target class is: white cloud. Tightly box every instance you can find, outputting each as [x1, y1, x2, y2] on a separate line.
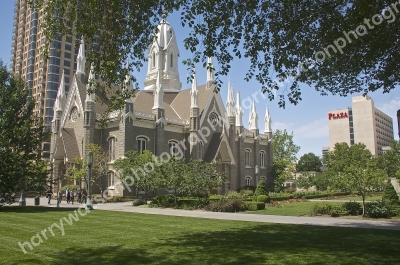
[272, 121, 293, 131]
[292, 118, 328, 139]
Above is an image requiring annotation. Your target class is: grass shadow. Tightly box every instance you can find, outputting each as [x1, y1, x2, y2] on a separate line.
[0, 206, 80, 213]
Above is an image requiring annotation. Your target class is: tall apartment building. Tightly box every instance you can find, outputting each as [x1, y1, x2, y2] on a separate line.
[327, 95, 394, 156]
[10, 0, 84, 159]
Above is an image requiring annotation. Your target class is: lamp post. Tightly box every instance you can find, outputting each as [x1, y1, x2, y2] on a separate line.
[86, 151, 93, 210]
[255, 165, 259, 184]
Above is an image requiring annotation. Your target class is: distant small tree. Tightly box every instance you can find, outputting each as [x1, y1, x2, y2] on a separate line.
[253, 180, 268, 198]
[382, 180, 399, 205]
[296, 153, 322, 172]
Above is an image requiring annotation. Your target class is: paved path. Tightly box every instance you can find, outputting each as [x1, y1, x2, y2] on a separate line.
[9, 197, 400, 231]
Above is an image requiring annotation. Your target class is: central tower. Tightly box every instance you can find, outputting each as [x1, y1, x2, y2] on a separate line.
[144, 17, 182, 92]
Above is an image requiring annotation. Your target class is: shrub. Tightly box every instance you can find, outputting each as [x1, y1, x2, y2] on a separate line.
[226, 191, 247, 200]
[382, 181, 399, 205]
[342, 201, 362, 216]
[204, 199, 247, 212]
[253, 180, 268, 198]
[311, 203, 333, 216]
[365, 201, 395, 218]
[132, 199, 146, 206]
[256, 195, 270, 203]
[60, 185, 80, 192]
[150, 194, 176, 208]
[330, 205, 348, 217]
[266, 201, 282, 207]
[246, 202, 266, 211]
[178, 197, 208, 209]
[239, 189, 254, 197]
[237, 186, 257, 193]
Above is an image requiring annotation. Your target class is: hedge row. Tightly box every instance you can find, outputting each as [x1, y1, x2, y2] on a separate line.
[270, 192, 350, 201]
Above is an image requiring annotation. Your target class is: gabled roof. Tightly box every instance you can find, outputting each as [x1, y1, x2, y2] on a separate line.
[132, 90, 180, 120]
[170, 84, 214, 120]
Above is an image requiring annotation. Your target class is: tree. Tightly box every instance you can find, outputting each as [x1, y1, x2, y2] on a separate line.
[114, 150, 161, 200]
[296, 153, 322, 172]
[253, 180, 268, 198]
[159, 157, 187, 205]
[295, 171, 331, 191]
[324, 143, 387, 216]
[30, 1, 398, 115]
[382, 180, 399, 205]
[378, 140, 400, 180]
[0, 61, 50, 204]
[66, 144, 109, 196]
[272, 129, 300, 191]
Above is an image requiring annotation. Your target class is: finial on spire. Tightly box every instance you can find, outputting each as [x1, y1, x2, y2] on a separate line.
[190, 69, 198, 108]
[226, 79, 235, 117]
[248, 101, 258, 130]
[76, 36, 86, 75]
[235, 92, 243, 127]
[206, 57, 215, 89]
[86, 63, 96, 102]
[264, 104, 272, 133]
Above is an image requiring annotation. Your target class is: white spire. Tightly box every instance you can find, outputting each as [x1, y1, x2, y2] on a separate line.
[153, 70, 164, 109]
[190, 70, 198, 108]
[206, 57, 215, 89]
[124, 62, 134, 92]
[235, 92, 243, 126]
[264, 104, 272, 133]
[86, 63, 96, 102]
[248, 100, 258, 130]
[54, 70, 66, 112]
[226, 79, 235, 117]
[76, 36, 86, 75]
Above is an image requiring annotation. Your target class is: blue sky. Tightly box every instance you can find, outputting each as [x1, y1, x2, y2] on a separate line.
[1, 1, 399, 158]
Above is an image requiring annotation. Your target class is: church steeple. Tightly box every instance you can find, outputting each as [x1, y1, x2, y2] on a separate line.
[235, 92, 243, 127]
[264, 104, 272, 133]
[190, 69, 198, 108]
[54, 70, 66, 112]
[86, 63, 96, 102]
[206, 57, 215, 89]
[249, 100, 258, 131]
[76, 36, 86, 77]
[144, 18, 181, 92]
[226, 79, 235, 117]
[153, 70, 164, 109]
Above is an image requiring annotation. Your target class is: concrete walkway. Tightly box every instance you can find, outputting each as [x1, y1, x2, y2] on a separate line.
[10, 197, 400, 231]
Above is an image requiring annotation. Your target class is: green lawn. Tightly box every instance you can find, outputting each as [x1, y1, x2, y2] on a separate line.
[248, 202, 340, 216]
[1, 207, 400, 265]
[321, 195, 383, 201]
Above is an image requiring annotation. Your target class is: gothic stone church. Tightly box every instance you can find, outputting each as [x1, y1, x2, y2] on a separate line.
[50, 19, 274, 195]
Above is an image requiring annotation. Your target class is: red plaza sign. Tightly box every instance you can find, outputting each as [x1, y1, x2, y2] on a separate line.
[328, 112, 349, 120]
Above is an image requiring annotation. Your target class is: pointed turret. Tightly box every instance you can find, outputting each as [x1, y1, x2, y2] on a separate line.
[153, 70, 164, 109]
[249, 101, 258, 130]
[206, 57, 215, 89]
[190, 70, 198, 108]
[76, 36, 86, 76]
[226, 79, 235, 117]
[86, 63, 96, 102]
[264, 104, 272, 133]
[54, 70, 66, 112]
[235, 92, 243, 127]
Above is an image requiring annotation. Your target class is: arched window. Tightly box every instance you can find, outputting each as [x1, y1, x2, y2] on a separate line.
[136, 136, 149, 153]
[260, 151, 266, 168]
[170, 53, 173, 68]
[108, 137, 116, 161]
[108, 171, 115, 188]
[260, 176, 266, 181]
[245, 149, 251, 167]
[152, 52, 156, 68]
[198, 141, 204, 159]
[169, 140, 180, 158]
[245, 176, 252, 186]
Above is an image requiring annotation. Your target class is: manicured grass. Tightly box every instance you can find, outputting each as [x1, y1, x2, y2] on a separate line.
[322, 195, 383, 201]
[1, 206, 400, 265]
[248, 202, 340, 216]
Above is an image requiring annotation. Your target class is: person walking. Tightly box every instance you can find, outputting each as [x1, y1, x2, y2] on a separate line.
[57, 190, 62, 207]
[46, 188, 53, 205]
[82, 189, 87, 204]
[66, 189, 71, 204]
[77, 189, 82, 204]
[70, 190, 75, 204]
